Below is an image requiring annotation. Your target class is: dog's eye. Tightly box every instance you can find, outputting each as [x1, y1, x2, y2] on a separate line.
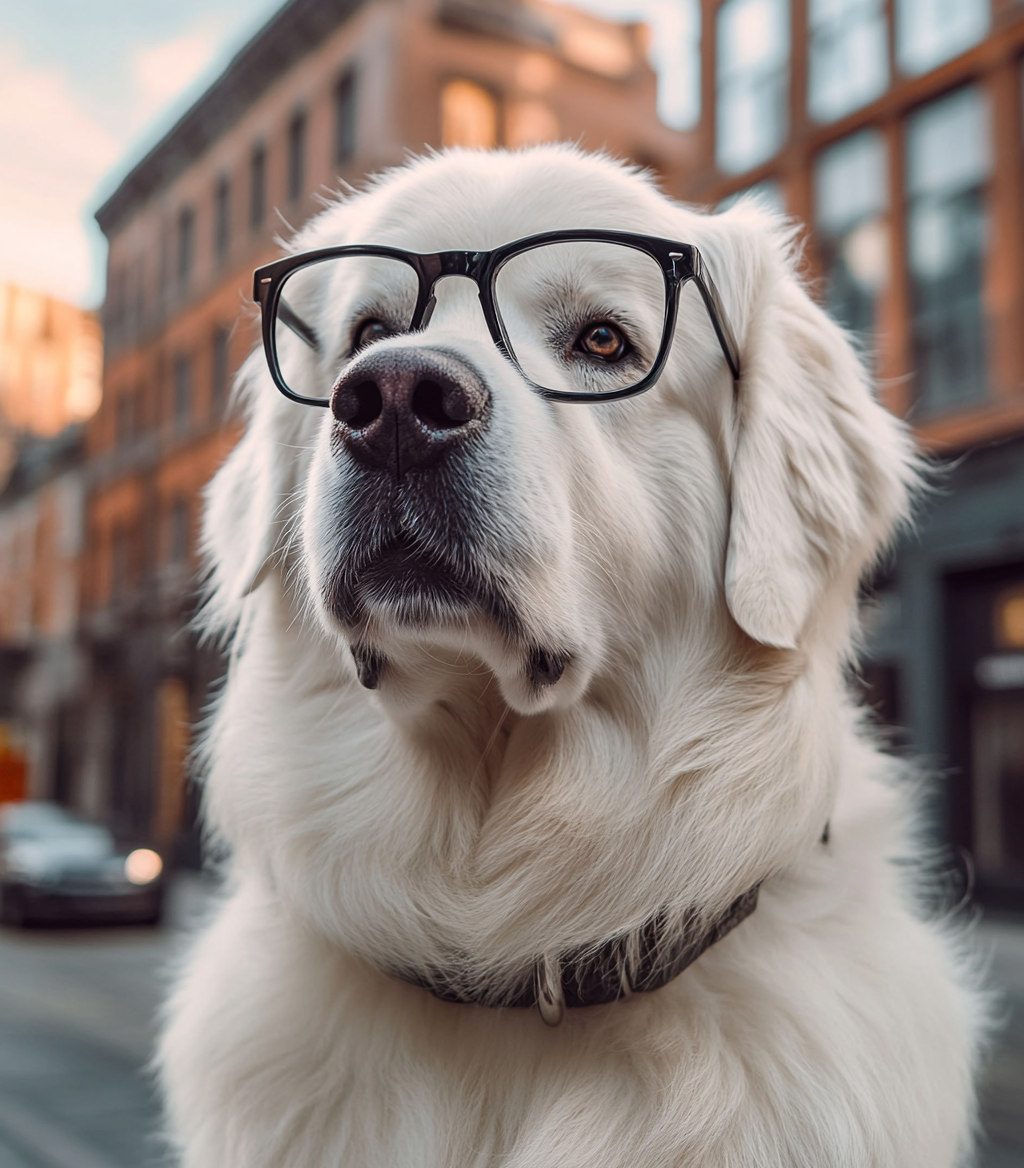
[575, 322, 627, 362]
[354, 319, 391, 351]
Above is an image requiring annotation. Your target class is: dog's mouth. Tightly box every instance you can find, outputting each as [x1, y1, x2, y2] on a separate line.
[323, 530, 519, 635]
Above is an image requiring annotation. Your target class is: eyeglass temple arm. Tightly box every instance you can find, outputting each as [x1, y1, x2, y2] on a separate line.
[690, 261, 741, 383]
[277, 298, 321, 353]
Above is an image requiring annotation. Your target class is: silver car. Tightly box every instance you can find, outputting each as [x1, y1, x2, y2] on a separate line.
[0, 802, 164, 927]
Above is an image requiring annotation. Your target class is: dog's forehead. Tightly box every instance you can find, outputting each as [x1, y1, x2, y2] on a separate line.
[314, 149, 697, 252]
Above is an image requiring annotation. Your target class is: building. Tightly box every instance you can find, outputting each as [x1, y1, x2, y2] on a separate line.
[85, 0, 684, 860]
[679, 0, 1024, 908]
[0, 284, 102, 810]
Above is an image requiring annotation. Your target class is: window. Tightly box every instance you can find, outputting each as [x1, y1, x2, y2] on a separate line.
[214, 176, 230, 260]
[250, 144, 266, 232]
[173, 354, 192, 427]
[168, 498, 189, 565]
[906, 87, 990, 411]
[212, 326, 230, 412]
[441, 79, 499, 148]
[288, 110, 306, 201]
[716, 0, 790, 175]
[177, 206, 194, 288]
[111, 525, 129, 597]
[808, 0, 888, 123]
[648, 0, 701, 131]
[334, 67, 358, 164]
[815, 131, 889, 343]
[116, 391, 134, 446]
[896, 0, 989, 77]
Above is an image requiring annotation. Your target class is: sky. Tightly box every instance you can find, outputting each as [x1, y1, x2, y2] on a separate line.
[0, 0, 698, 311]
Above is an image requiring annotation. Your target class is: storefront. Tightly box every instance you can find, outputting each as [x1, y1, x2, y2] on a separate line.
[867, 435, 1024, 910]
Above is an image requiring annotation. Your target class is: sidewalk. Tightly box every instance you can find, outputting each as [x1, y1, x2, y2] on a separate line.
[977, 918, 1024, 1167]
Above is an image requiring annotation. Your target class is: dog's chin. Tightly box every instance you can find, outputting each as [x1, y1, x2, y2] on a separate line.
[319, 537, 580, 712]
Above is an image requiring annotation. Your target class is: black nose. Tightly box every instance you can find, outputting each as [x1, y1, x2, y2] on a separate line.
[330, 348, 489, 476]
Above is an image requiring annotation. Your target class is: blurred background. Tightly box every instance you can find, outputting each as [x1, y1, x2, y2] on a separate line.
[0, 0, 1023, 1164]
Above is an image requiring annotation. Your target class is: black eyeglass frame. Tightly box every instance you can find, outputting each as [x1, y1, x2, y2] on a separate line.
[252, 230, 742, 407]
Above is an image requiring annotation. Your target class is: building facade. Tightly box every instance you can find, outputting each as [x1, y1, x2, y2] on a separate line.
[682, 0, 1024, 907]
[85, 0, 684, 860]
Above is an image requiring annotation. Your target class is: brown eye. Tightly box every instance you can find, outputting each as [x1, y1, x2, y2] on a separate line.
[576, 322, 627, 361]
[354, 319, 390, 350]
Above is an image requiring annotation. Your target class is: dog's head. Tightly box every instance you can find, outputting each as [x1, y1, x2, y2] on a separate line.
[202, 147, 916, 970]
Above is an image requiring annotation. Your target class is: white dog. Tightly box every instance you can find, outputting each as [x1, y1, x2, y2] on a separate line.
[159, 146, 985, 1167]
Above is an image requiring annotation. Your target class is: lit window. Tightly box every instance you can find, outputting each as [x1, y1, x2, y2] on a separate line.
[288, 110, 306, 202]
[335, 68, 358, 164]
[441, 79, 499, 149]
[896, 0, 989, 77]
[648, 0, 701, 131]
[815, 131, 889, 344]
[906, 87, 991, 411]
[808, 0, 888, 122]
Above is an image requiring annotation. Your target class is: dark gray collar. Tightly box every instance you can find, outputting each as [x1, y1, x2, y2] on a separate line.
[394, 884, 761, 1026]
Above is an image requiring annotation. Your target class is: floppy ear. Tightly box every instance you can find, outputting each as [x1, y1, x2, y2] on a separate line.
[199, 350, 313, 638]
[718, 214, 917, 649]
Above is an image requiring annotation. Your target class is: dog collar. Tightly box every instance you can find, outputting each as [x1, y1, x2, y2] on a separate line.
[395, 884, 760, 1026]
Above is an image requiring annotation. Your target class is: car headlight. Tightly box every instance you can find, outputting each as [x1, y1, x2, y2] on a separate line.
[124, 848, 163, 885]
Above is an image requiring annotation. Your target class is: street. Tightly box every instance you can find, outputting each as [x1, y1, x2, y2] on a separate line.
[0, 885, 1022, 1168]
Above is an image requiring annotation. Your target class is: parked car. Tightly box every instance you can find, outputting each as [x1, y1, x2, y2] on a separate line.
[0, 801, 164, 927]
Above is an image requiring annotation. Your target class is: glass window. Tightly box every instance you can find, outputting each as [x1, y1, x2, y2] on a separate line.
[441, 79, 499, 148]
[173, 354, 192, 426]
[335, 67, 358, 164]
[287, 110, 306, 202]
[815, 130, 889, 343]
[896, 0, 989, 77]
[214, 176, 230, 260]
[212, 326, 230, 412]
[250, 144, 266, 232]
[906, 87, 991, 411]
[716, 0, 790, 175]
[808, 0, 888, 122]
[169, 498, 190, 565]
[177, 206, 194, 288]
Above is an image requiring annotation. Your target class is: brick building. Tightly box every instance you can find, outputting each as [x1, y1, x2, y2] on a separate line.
[85, 0, 683, 860]
[680, 0, 1024, 908]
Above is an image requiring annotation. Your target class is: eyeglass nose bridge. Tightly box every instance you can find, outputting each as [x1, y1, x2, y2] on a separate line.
[413, 250, 490, 333]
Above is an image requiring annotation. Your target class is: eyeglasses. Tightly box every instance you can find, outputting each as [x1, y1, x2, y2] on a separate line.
[253, 230, 741, 407]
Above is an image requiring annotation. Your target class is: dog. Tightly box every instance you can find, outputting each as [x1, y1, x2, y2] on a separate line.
[159, 146, 985, 1167]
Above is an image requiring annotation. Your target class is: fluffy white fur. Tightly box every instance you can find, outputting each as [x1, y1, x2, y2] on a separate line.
[159, 146, 986, 1167]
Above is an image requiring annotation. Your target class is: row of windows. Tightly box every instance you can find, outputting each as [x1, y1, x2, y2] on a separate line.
[114, 326, 232, 448]
[717, 0, 993, 174]
[729, 81, 1000, 414]
[106, 68, 358, 336]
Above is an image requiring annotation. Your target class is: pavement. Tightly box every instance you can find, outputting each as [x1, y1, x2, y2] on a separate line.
[0, 880, 1021, 1168]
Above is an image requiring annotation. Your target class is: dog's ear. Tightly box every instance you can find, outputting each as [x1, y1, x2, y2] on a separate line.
[199, 350, 310, 637]
[712, 210, 917, 649]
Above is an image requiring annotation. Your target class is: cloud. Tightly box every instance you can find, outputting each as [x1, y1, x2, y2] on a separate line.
[0, 44, 120, 305]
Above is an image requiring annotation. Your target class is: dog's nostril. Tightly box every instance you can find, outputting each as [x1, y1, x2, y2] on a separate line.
[337, 380, 383, 429]
[412, 379, 472, 430]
